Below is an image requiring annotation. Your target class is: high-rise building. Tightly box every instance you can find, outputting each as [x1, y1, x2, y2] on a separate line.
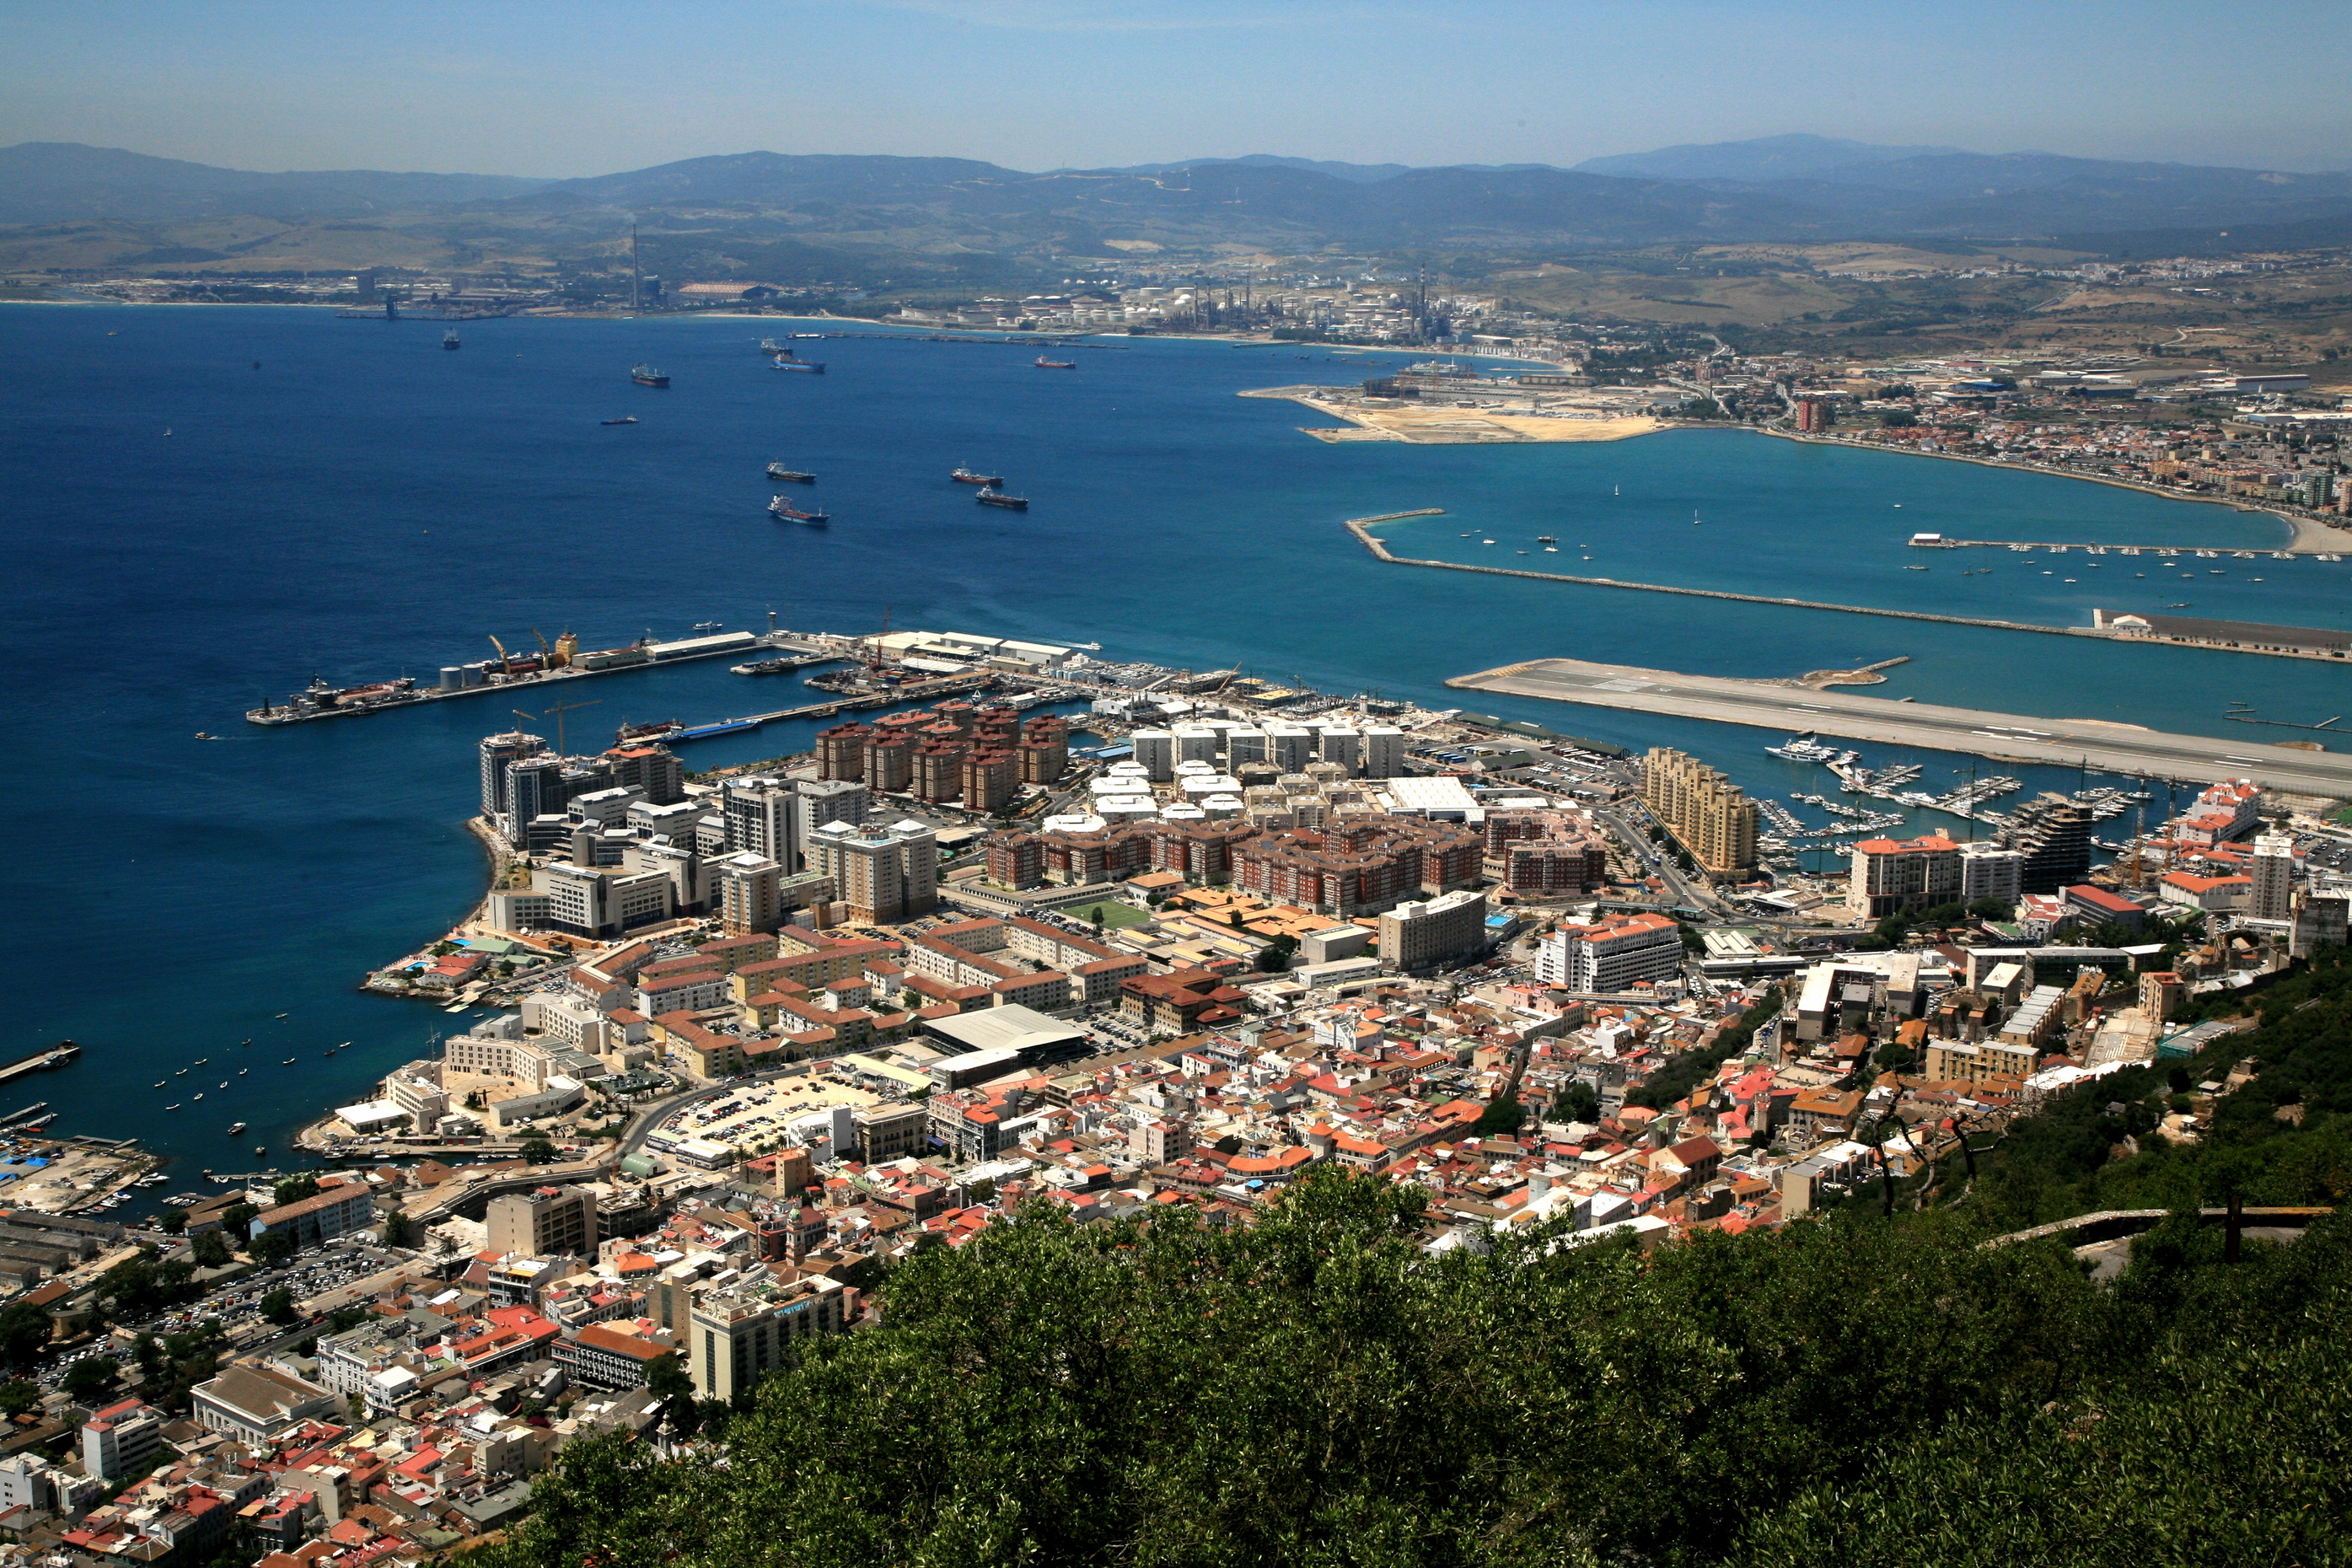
[1639, 748, 1759, 876]
[1959, 842, 2024, 908]
[1846, 834, 1962, 920]
[723, 777, 799, 867]
[1131, 729, 1175, 782]
[685, 1274, 852, 1401]
[480, 732, 545, 819]
[1226, 728, 1268, 768]
[715, 851, 786, 934]
[486, 1185, 598, 1259]
[807, 819, 937, 922]
[503, 755, 569, 833]
[1794, 397, 1831, 433]
[604, 744, 685, 806]
[817, 722, 872, 781]
[1265, 726, 1315, 774]
[2290, 889, 2349, 958]
[962, 749, 1020, 813]
[792, 779, 869, 849]
[1317, 727, 1362, 776]
[1361, 726, 1406, 780]
[2001, 795, 2094, 894]
[1016, 715, 1070, 782]
[1533, 911, 1682, 992]
[2250, 829, 2296, 921]
[863, 734, 915, 794]
[1377, 889, 1489, 971]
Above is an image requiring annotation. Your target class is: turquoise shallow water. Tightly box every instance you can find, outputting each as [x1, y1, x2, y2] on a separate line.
[1, 303, 2344, 1178]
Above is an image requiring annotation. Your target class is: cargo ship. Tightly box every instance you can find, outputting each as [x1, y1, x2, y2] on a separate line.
[443, 330, 461, 351]
[950, 468, 1002, 486]
[975, 487, 1029, 511]
[765, 463, 816, 483]
[678, 717, 761, 741]
[631, 364, 670, 387]
[773, 359, 824, 374]
[615, 719, 686, 745]
[602, 416, 639, 426]
[758, 337, 789, 353]
[769, 496, 830, 524]
[1034, 355, 1075, 369]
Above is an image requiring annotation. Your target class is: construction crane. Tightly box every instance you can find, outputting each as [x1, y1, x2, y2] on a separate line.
[487, 634, 513, 675]
[518, 698, 602, 756]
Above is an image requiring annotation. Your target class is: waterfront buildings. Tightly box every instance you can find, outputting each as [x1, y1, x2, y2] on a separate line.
[1640, 748, 1759, 876]
[808, 819, 938, 923]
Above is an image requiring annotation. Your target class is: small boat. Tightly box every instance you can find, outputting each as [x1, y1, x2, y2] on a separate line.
[255, 1146, 266, 1156]
[226, 1122, 247, 1136]
[165, 1104, 180, 1112]
[950, 468, 1003, 486]
[194, 1058, 207, 1066]
[765, 463, 816, 483]
[759, 336, 788, 353]
[239, 1068, 248, 1076]
[770, 496, 831, 524]
[1905, 564, 1929, 571]
[773, 358, 824, 373]
[217, 1081, 228, 1088]
[283, 1058, 296, 1065]
[176, 1069, 187, 1077]
[1035, 356, 1076, 369]
[443, 330, 461, 350]
[601, 416, 639, 426]
[791, 332, 824, 339]
[194, 731, 215, 740]
[323, 1047, 336, 1056]
[975, 487, 1028, 511]
[192, 1093, 204, 1102]
[153, 1081, 165, 1088]
[631, 364, 670, 388]
[1536, 536, 1557, 544]
[274, 1012, 287, 1019]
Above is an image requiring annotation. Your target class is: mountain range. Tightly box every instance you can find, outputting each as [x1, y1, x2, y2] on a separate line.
[6, 136, 2349, 260]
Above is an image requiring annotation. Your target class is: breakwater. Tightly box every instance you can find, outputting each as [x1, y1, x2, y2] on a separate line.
[1343, 514, 2343, 664]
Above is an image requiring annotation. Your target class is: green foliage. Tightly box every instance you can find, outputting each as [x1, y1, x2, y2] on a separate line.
[1628, 991, 1781, 1110]
[1471, 1094, 1525, 1137]
[0, 1304, 51, 1368]
[62, 1355, 118, 1402]
[98, 1255, 201, 1317]
[468, 1169, 2352, 1568]
[382, 1209, 420, 1248]
[273, 1175, 320, 1208]
[157, 1209, 188, 1235]
[249, 1229, 298, 1266]
[520, 1136, 559, 1165]
[218, 1203, 257, 1230]
[260, 1288, 297, 1324]
[191, 1229, 233, 1268]
[0, 1378, 41, 1415]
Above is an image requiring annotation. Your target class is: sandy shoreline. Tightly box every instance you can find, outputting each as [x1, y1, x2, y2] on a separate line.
[1759, 427, 2352, 555]
[1240, 385, 1661, 444]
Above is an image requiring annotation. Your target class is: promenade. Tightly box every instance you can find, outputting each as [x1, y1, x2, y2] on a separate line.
[1447, 657, 2352, 797]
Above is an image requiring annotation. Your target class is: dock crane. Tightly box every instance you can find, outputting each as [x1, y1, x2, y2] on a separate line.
[487, 634, 513, 676]
[532, 628, 554, 668]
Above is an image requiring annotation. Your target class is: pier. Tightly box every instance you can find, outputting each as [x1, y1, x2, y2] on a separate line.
[1343, 513, 2349, 664]
[663, 671, 1011, 744]
[0, 1043, 81, 1087]
[1446, 657, 2352, 797]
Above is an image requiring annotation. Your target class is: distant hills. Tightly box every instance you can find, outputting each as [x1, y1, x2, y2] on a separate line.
[5, 136, 2349, 262]
[0, 142, 549, 223]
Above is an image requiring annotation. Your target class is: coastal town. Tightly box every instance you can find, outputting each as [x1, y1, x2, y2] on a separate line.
[0, 609, 2343, 1568]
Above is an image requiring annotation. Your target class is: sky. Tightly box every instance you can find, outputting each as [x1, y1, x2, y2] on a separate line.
[3, 0, 2349, 177]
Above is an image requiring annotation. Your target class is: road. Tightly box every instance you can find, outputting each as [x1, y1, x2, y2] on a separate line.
[1450, 658, 2352, 798]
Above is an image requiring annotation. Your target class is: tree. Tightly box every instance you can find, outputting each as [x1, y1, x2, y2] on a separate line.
[645, 1352, 694, 1404]
[0, 1303, 51, 1368]
[1090, 905, 1107, 932]
[157, 1210, 188, 1236]
[273, 1175, 320, 1208]
[219, 1203, 257, 1231]
[1472, 1094, 1527, 1137]
[249, 1229, 298, 1266]
[1968, 896, 2014, 921]
[260, 1288, 297, 1324]
[520, 1136, 559, 1166]
[1882, 410, 1918, 428]
[191, 1229, 233, 1268]
[61, 1355, 118, 1403]
[0, 1379, 39, 1416]
[382, 1210, 420, 1248]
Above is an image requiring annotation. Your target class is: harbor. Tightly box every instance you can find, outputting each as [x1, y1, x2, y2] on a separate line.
[244, 620, 828, 727]
[1447, 655, 2352, 797]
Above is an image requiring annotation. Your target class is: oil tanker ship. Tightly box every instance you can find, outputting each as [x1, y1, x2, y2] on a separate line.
[631, 364, 670, 387]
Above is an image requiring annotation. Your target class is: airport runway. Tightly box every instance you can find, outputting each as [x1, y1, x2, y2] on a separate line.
[1449, 658, 2352, 797]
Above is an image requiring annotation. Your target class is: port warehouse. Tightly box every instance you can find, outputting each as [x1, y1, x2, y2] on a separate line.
[2090, 609, 2352, 657]
[250, 630, 773, 724]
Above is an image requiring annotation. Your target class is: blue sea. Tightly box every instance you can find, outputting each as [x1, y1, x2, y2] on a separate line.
[3, 303, 2344, 1186]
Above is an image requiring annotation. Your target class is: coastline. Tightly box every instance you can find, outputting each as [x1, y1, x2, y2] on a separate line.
[1757, 427, 2352, 555]
[1240, 385, 1662, 444]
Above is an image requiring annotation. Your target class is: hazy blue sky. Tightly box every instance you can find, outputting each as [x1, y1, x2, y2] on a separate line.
[5, 0, 2348, 175]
